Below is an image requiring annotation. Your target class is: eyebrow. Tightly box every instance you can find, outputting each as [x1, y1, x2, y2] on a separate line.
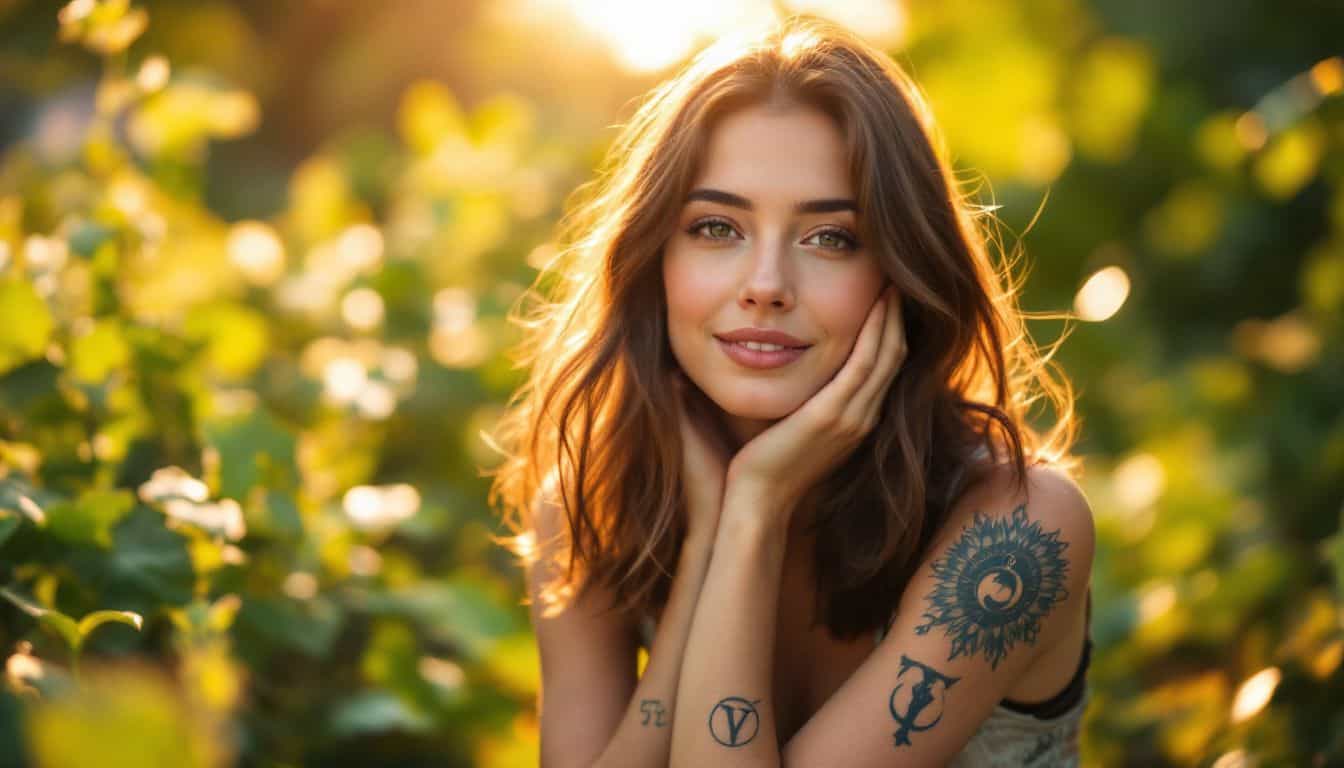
[685, 188, 858, 215]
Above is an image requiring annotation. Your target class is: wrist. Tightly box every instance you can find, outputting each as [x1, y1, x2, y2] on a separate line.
[718, 485, 791, 547]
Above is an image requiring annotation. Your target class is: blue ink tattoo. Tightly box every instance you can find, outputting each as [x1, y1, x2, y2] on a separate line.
[708, 697, 760, 747]
[639, 699, 667, 727]
[914, 504, 1069, 669]
[889, 654, 958, 747]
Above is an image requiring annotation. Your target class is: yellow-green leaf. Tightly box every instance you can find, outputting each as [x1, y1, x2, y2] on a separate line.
[1, 587, 81, 651]
[77, 610, 145, 639]
[0, 279, 54, 374]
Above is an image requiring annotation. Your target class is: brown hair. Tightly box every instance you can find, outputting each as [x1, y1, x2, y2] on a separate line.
[488, 16, 1080, 639]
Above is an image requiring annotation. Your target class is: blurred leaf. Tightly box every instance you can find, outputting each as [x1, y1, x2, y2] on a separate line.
[0, 279, 54, 375]
[1069, 37, 1155, 162]
[325, 690, 432, 737]
[397, 81, 465, 155]
[0, 587, 81, 651]
[46, 489, 135, 549]
[351, 580, 520, 660]
[77, 609, 144, 639]
[67, 319, 132, 384]
[1254, 120, 1326, 200]
[25, 663, 229, 768]
[204, 409, 296, 500]
[183, 303, 268, 380]
[0, 510, 21, 548]
[105, 506, 195, 606]
[237, 595, 343, 658]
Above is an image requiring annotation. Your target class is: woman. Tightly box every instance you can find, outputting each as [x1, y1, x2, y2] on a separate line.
[490, 15, 1094, 768]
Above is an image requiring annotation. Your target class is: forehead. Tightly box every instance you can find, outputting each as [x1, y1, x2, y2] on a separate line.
[691, 103, 853, 202]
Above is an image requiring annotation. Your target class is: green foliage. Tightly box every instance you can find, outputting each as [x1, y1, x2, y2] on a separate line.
[0, 0, 1341, 766]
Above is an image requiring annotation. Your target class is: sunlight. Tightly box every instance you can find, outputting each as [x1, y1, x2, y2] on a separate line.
[531, 0, 905, 73]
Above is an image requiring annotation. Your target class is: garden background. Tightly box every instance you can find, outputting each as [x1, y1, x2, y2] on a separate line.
[0, 1, 1342, 765]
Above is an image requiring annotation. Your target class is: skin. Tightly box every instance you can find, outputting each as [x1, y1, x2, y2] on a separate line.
[662, 102, 892, 460]
[529, 97, 1094, 768]
[658, 103, 1092, 768]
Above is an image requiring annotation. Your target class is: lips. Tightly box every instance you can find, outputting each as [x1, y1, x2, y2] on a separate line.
[713, 328, 811, 348]
[713, 328, 812, 370]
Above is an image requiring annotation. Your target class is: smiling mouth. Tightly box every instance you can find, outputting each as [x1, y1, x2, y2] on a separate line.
[719, 340, 810, 352]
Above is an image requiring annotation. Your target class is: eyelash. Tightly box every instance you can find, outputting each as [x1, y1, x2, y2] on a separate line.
[685, 217, 860, 251]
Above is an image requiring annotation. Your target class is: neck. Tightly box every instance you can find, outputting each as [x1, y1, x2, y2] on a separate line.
[721, 411, 777, 450]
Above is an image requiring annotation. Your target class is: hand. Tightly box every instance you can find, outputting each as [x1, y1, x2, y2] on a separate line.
[724, 285, 907, 521]
[671, 370, 734, 544]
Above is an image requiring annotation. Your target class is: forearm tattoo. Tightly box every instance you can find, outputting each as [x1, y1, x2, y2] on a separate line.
[914, 504, 1070, 669]
[639, 699, 667, 727]
[889, 654, 959, 748]
[708, 696, 760, 747]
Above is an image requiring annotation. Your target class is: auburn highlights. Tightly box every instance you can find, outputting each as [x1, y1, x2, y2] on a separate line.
[488, 16, 1080, 640]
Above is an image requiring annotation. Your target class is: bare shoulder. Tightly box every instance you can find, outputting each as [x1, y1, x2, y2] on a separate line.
[949, 460, 1095, 562]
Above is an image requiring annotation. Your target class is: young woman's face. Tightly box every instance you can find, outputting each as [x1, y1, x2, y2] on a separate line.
[662, 102, 888, 442]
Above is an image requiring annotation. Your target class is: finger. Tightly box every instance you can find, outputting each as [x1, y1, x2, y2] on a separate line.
[846, 288, 906, 427]
[799, 286, 889, 422]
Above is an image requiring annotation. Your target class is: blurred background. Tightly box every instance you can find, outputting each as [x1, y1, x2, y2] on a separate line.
[0, 0, 1340, 765]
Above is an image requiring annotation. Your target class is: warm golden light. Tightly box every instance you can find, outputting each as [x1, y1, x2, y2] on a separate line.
[341, 287, 385, 331]
[1309, 56, 1344, 96]
[1073, 265, 1130, 321]
[1112, 452, 1165, 510]
[227, 221, 286, 285]
[1231, 666, 1281, 723]
[534, 0, 905, 73]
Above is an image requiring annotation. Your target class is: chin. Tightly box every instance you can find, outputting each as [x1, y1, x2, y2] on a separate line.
[706, 383, 807, 421]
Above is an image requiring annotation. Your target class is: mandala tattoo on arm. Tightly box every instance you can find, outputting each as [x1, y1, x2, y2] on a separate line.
[914, 504, 1069, 669]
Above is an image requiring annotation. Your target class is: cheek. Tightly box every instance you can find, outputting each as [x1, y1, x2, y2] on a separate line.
[814, 271, 885, 345]
[662, 253, 722, 333]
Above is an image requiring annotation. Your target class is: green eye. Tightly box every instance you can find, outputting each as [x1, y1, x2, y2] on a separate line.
[706, 221, 734, 238]
[689, 218, 739, 240]
[805, 228, 858, 250]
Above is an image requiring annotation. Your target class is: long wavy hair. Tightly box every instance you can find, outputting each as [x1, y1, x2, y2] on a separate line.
[488, 16, 1080, 639]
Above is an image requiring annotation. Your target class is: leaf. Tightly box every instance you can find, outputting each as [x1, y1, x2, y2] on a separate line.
[105, 506, 195, 606]
[0, 511, 20, 548]
[26, 665, 226, 768]
[67, 319, 132, 383]
[0, 279, 54, 375]
[77, 610, 144, 639]
[204, 409, 297, 500]
[182, 302, 269, 380]
[45, 489, 135, 549]
[325, 690, 433, 738]
[237, 594, 343, 658]
[350, 580, 520, 661]
[0, 587, 81, 652]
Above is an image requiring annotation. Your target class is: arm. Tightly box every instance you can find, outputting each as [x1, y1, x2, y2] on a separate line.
[530, 496, 719, 768]
[670, 464, 1094, 768]
[591, 530, 716, 767]
[669, 482, 789, 767]
[779, 465, 1095, 767]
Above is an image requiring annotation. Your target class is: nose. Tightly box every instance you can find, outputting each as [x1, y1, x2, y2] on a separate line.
[736, 235, 794, 311]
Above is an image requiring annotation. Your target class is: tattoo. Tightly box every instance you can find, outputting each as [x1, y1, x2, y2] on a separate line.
[915, 504, 1069, 669]
[888, 654, 959, 748]
[707, 697, 760, 747]
[639, 699, 668, 727]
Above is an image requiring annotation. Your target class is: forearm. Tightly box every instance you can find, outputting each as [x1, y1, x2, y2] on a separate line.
[592, 532, 716, 768]
[671, 493, 789, 768]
